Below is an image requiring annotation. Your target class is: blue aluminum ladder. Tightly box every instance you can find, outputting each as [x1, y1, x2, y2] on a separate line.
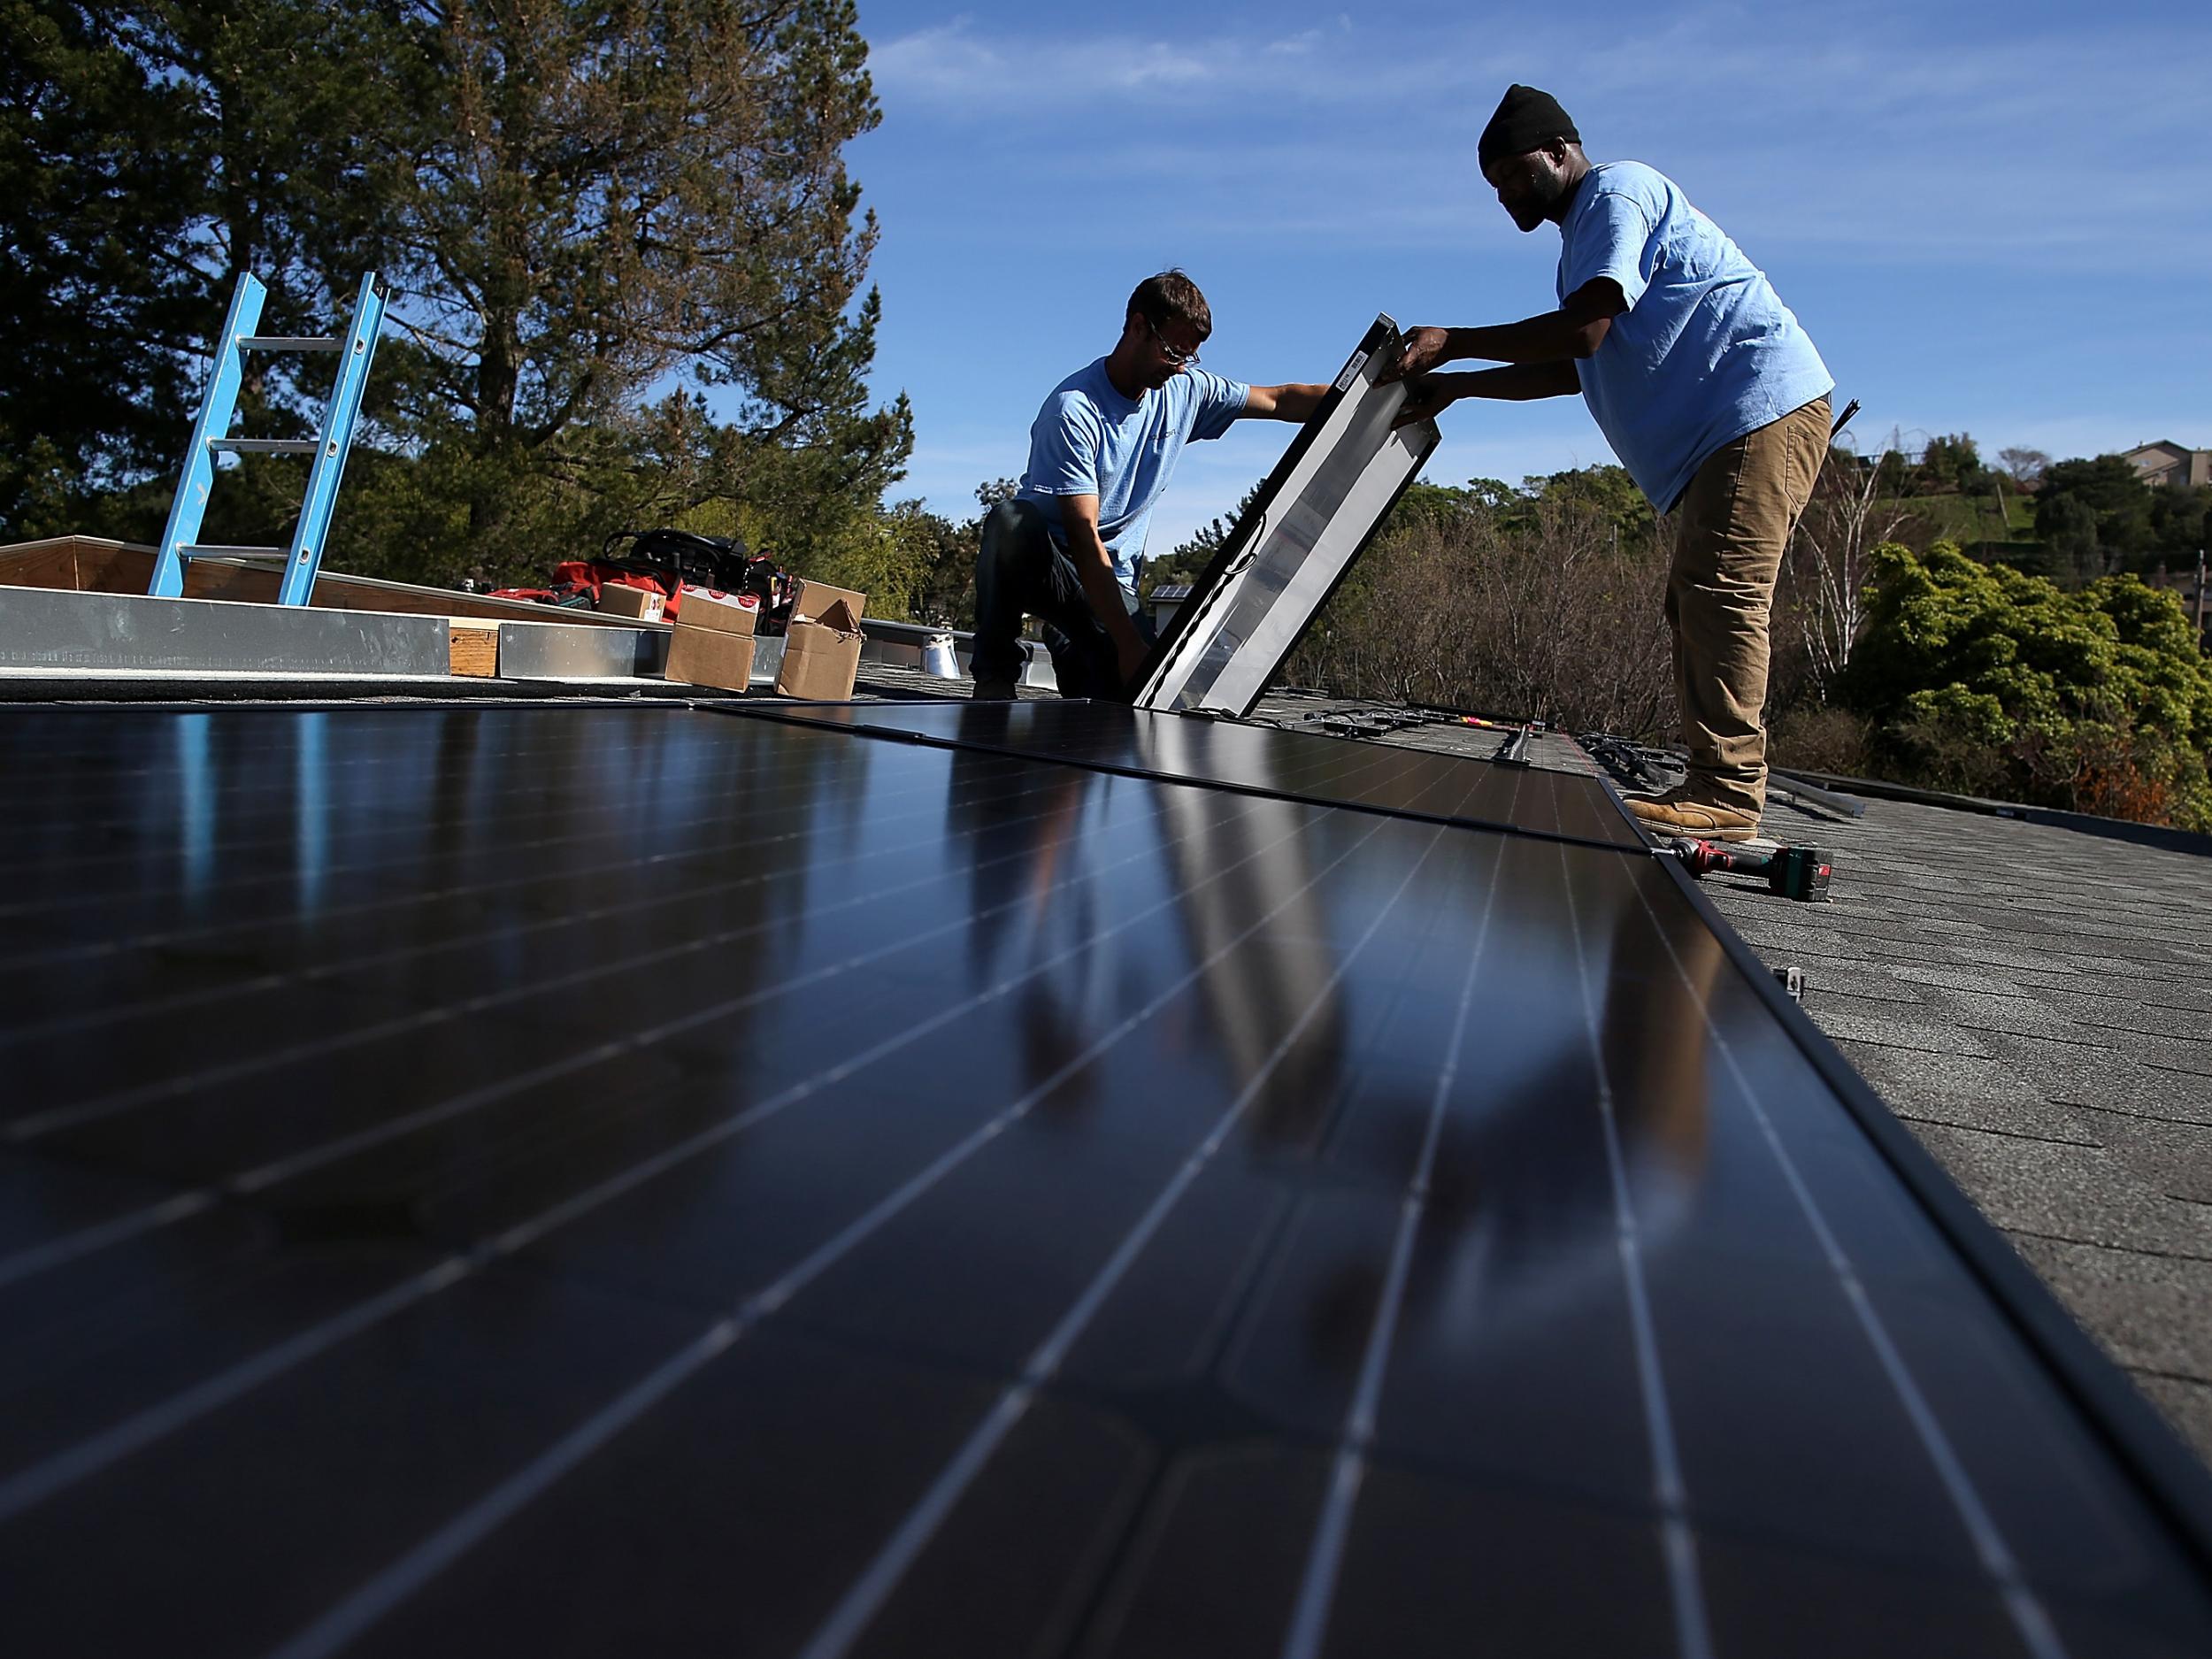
[150, 271, 387, 607]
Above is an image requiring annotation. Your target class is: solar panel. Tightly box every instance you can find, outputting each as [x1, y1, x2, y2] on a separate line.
[1134, 314, 1441, 718]
[726, 698, 1643, 849]
[3, 703, 2209, 1658]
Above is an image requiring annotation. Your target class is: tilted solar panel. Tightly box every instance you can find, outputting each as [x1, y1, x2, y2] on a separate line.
[1135, 315, 1441, 718]
[728, 698, 1643, 850]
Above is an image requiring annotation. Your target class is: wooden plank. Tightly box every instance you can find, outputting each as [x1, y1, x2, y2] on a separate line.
[0, 537, 664, 631]
[0, 540, 92, 592]
[448, 618, 501, 677]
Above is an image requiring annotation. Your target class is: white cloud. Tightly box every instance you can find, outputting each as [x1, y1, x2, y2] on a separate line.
[1108, 42, 1212, 88]
[864, 7, 2212, 271]
[870, 17, 1363, 110]
[866, 19, 1002, 97]
[852, 2, 2212, 530]
[1474, 6, 2212, 268]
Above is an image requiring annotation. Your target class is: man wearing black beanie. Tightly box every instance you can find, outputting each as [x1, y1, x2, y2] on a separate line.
[1384, 85, 1832, 842]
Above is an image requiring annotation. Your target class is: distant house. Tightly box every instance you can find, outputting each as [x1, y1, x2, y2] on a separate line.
[2124, 441, 2212, 489]
[1147, 581, 1192, 632]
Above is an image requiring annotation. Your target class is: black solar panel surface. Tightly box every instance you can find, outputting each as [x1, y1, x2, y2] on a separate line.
[1, 704, 2208, 1657]
[734, 697, 1644, 849]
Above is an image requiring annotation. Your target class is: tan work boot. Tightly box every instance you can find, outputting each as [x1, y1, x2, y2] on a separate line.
[971, 674, 1018, 702]
[1624, 793, 1761, 842]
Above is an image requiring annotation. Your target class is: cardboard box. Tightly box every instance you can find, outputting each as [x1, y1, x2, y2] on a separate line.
[674, 587, 759, 635]
[665, 628, 753, 693]
[447, 618, 500, 677]
[663, 587, 758, 693]
[595, 582, 665, 622]
[774, 579, 867, 701]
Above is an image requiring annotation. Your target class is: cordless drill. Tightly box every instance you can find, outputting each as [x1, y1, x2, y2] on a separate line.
[1668, 838, 1832, 902]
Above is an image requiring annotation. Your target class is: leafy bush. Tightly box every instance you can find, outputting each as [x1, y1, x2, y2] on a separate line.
[1767, 705, 1876, 779]
[1284, 466, 1678, 736]
[1845, 541, 2212, 828]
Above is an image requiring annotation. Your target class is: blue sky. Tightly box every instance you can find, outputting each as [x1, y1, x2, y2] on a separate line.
[823, 0, 2212, 554]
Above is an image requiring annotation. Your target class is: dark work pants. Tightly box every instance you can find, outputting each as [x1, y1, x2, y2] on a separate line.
[971, 499, 1152, 698]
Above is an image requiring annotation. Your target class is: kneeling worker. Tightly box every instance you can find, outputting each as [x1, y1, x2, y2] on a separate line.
[1386, 85, 1833, 842]
[972, 271, 1329, 700]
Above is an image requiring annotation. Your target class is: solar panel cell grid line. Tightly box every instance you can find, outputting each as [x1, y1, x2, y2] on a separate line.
[376, 765, 1504, 1659]
[0, 802, 1223, 1290]
[1212, 858, 2194, 1628]
[808, 708, 1459, 831]
[1627, 917, 2212, 1567]
[12, 714, 661, 782]
[4, 703, 2212, 1658]
[10, 787, 1098, 1141]
[1079, 845, 2168, 1655]
[1566, 829, 1721, 1655]
[0, 695, 694, 742]
[1240, 836, 1713, 1656]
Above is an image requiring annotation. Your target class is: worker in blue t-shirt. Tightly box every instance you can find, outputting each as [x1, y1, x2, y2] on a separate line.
[1385, 85, 1835, 843]
[970, 271, 1331, 701]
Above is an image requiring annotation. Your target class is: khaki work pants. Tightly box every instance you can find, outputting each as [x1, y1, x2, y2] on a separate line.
[1664, 396, 1830, 815]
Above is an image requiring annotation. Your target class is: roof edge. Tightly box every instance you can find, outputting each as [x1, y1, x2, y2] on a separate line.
[1778, 768, 2212, 858]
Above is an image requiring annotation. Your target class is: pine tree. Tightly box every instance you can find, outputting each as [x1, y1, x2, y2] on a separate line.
[4, 0, 912, 585]
[341, 0, 911, 573]
[0, 1, 205, 533]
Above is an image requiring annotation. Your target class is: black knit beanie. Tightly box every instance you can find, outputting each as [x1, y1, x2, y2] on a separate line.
[1478, 84, 1580, 172]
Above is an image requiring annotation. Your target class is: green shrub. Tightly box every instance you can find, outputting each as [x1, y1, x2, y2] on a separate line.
[1844, 541, 2212, 829]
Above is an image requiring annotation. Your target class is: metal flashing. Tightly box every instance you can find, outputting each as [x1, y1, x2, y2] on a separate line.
[0, 583, 451, 678]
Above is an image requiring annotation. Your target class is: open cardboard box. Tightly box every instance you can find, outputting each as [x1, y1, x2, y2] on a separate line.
[774, 579, 867, 700]
[663, 587, 758, 693]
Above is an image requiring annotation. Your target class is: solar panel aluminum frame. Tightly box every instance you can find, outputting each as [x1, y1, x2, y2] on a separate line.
[1133, 314, 1441, 718]
[1646, 846, 2212, 1576]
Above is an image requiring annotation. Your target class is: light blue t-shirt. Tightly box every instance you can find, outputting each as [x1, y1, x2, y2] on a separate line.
[1558, 161, 1833, 512]
[1017, 359, 1250, 592]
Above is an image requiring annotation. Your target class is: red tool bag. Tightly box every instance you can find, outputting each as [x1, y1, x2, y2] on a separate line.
[489, 530, 790, 624]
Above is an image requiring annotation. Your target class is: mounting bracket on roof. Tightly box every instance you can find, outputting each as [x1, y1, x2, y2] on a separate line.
[1133, 314, 1440, 718]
